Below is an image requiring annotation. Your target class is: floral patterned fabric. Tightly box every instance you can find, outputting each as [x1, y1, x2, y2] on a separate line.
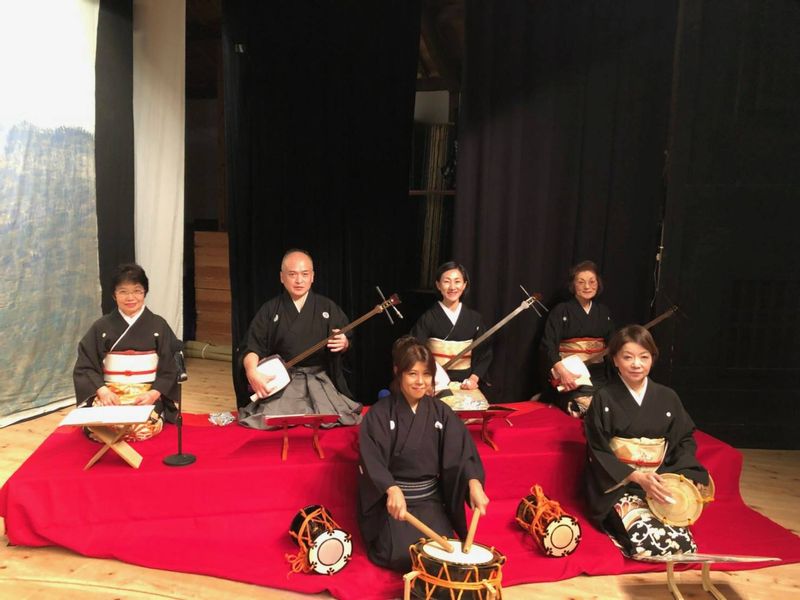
[608, 492, 697, 557]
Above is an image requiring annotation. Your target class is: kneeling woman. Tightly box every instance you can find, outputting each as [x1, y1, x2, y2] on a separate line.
[73, 263, 182, 441]
[358, 336, 490, 572]
[584, 325, 710, 557]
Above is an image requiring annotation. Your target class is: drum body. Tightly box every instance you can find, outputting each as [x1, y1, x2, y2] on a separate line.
[409, 539, 504, 600]
[288, 505, 352, 575]
[515, 494, 581, 558]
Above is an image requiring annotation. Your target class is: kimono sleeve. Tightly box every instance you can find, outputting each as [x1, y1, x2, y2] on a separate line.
[358, 403, 397, 513]
[661, 391, 709, 485]
[73, 322, 105, 405]
[240, 302, 275, 358]
[151, 316, 181, 398]
[470, 313, 493, 380]
[410, 310, 433, 344]
[583, 389, 635, 492]
[541, 304, 567, 368]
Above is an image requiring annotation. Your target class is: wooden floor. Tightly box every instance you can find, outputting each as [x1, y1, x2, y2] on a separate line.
[1, 358, 798, 599]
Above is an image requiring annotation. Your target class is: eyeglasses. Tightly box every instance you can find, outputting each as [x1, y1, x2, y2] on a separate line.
[115, 289, 145, 298]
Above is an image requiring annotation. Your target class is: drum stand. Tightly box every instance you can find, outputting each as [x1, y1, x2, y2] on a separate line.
[164, 353, 196, 466]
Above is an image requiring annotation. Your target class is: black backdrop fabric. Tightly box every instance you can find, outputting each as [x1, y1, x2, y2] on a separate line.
[223, 1, 422, 402]
[454, 0, 678, 402]
[95, 0, 135, 312]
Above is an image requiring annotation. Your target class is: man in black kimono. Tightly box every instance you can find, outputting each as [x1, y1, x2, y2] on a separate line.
[235, 249, 362, 429]
[73, 263, 182, 439]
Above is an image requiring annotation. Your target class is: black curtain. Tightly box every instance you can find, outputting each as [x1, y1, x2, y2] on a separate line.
[95, 0, 135, 311]
[223, 1, 422, 401]
[455, 1, 678, 402]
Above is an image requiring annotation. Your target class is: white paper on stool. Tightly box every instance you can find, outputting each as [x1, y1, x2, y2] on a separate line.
[59, 405, 155, 426]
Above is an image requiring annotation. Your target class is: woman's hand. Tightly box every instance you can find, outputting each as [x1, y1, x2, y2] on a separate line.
[133, 389, 161, 405]
[460, 375, 480, 390]
[386, 485, 407, 520]
[468, 479, 490, 516]
[94, 386, 119, 406]
[629, 470, 673, 504]
[553, 361, 579, 391]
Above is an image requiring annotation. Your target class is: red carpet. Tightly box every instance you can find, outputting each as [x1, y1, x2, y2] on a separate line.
[2, 403, 799, 600]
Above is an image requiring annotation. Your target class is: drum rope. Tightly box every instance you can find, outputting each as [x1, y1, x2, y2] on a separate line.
[285, 506, 341, 575]
[411, 547, 503, 597]
[516, 484, 565, 542]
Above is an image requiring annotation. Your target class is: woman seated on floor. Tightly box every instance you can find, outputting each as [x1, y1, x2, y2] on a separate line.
[584, 324, 711, 557]
[357, 336, 490, 572]
[73, 263, 182, 441]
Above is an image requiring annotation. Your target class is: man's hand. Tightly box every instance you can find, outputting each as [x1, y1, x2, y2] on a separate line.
[327, 329, 349, 353]
[246, 369, 276, 400]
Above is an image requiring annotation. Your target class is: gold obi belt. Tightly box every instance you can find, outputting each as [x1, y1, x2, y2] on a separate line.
[609, 436, 667, 474]
[427, 338, 472, 371]
[559, 337, 606, 364]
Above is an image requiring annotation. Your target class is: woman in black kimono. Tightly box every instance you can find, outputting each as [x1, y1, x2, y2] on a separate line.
[584, 325, 710, 557]
[73, 263, 182, 439]
[358, 336, 489, 571]
[410, 261, 492, 396]
[541, 260, 613, 417]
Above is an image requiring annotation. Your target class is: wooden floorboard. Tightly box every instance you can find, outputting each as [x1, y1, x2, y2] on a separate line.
[1, 358, 798, 599]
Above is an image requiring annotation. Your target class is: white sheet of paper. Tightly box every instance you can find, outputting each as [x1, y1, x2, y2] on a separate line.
[59, 405, 154, 426]
[556, 354, 593, 391]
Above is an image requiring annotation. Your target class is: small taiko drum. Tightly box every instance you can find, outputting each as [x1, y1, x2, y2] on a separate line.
[515, 485, 581, 558]
[287, 505, 352, 575]
[647, 473, 714, 527]
[407, 539, 505, 600]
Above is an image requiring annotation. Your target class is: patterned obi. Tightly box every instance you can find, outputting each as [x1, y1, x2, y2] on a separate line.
[396, 477, 440, 502]
[103, 350, 158, 384]
[609, 436, 667, 474]
[558, 337, 606, 364]
[428, 338, 472, 371]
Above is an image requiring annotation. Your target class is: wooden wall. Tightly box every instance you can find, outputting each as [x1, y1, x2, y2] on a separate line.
[193, 231, 231, 345]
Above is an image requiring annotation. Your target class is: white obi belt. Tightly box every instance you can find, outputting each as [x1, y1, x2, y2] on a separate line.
[609, 436, 667, 474]
[427, 338, 472, 371]
[559, 337, 606, 364]
[103, 350, 158, 384]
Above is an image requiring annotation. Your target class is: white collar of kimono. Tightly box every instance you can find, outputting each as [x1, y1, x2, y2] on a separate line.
[118, 305, 145, 326]
[292, 291, 309, 312]
[622, 377, 648, 406]
[438, 301, 462, 325]
[582, 300, 592, 314]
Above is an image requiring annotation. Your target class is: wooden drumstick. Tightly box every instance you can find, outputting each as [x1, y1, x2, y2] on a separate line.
[403, 512, 454, 553]
[462, 511, 481, 553]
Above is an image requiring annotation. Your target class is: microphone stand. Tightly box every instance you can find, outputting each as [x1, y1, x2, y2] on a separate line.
[164, 350, 196, 466]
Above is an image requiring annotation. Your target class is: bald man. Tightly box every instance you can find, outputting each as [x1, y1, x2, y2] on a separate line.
[235, 249, 362, 428]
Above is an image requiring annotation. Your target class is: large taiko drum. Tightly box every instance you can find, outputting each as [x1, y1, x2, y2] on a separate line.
[646, 473, 715, 527]
[407, 538, 505, 600]
[515, 485, 581, 558]
[287, 505, 352, 575]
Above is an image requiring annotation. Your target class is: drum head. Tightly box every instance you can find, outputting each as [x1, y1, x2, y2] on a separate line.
[541, 516, 581, 557]
[647, 473, 703, 527]
[421, 539, 495, 565]
[307, 528, 352, 575]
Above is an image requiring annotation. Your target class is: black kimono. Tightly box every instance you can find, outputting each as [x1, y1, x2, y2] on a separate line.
[234, 290, 362, 428]
[410, 303, 492, 384]
[541, 298, 613, 413]
[358, 393, 485, 572]
[584, 376, 709, 555]
[73, 307, 181, 422]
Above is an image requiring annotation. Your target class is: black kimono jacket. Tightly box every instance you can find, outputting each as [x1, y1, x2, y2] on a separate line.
[583, 377, 709, 527]
[410, 303, 493, 383]
[357, 393, 485, 553]
[234, 290, 352, 408]
[73, 307, 181, 422]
